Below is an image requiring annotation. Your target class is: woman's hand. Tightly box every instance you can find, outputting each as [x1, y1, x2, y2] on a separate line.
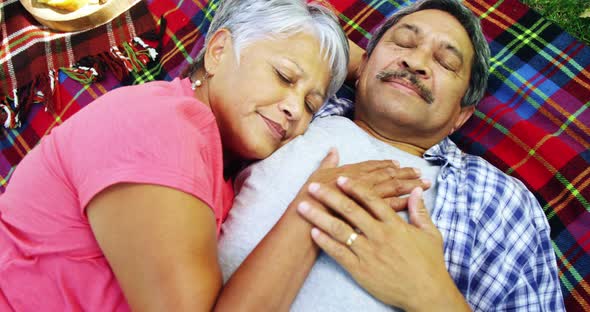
[296, 177, 471, 312]
[294, 148, 430, 212]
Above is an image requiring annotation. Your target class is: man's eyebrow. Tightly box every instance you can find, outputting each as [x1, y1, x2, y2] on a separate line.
[397, 23, 420, 35]
[395, 23, 465, 65]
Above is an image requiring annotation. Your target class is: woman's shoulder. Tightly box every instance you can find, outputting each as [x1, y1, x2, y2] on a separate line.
[59, 78, 216, 142]
[97, 78, 212, 120]
[50, 78, 221, 182]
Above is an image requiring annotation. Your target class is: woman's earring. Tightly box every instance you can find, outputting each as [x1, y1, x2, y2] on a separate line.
[191, 72, 210, 90]
[191, 79, 202, 90]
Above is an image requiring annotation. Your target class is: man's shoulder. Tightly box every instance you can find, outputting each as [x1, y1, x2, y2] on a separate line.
[437, 140, 543, 225]
[460, 152, 530, 197]
[452, 150, 549, 235]
[433, 139, 526, 195]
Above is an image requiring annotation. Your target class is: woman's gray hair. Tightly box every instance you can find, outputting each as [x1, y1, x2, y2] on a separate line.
[366, 0, 491, 107]
[183, 0, 349, 99]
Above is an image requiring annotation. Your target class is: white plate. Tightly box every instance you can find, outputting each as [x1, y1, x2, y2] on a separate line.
[20, 0, 140, 32]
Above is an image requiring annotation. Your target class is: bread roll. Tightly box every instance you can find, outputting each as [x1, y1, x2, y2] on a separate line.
[36, 0, 90, 12]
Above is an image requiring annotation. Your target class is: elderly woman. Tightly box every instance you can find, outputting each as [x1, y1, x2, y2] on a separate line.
[0, 0, 363, 310]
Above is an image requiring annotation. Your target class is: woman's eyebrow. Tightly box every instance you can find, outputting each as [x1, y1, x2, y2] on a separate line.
[283, 57, 305, 75]
[283, 57, 326, 98]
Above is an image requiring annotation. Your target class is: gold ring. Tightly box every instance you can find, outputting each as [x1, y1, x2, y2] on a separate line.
[346, 232, 358, 247]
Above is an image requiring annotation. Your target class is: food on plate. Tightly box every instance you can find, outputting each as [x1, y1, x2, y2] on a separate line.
[36, 0, 107, 12]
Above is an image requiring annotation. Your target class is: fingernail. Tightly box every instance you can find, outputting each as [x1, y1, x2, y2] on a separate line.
[308, 182, 320, 193]
[421, 179, 431, 187]
[311, 227, 321, 238]
[392, 160, 400, 167]
[413, 168, 422, 176]
[337, 176, 348, 186]
[412, 187, 423, 197]
[298, 201, 311, 213]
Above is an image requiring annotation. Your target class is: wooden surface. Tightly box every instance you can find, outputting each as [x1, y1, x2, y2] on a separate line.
[20, 0, 140, 32]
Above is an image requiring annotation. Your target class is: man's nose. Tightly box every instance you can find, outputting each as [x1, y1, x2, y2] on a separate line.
[400, 51, 431, 78]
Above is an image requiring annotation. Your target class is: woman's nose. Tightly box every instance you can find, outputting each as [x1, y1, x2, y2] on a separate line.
[278, 94, 304, 121]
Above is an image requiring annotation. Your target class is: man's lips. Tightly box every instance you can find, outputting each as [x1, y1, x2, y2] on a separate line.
[384, 79, 426, 101]
[376, 70, 434, 104]
[260, 114, 286, 140]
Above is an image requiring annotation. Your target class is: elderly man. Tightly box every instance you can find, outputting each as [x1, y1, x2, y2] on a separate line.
[218, 0, 565, 310]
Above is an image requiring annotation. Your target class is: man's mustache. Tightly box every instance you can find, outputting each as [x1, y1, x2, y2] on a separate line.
[376, 70, 434, 104]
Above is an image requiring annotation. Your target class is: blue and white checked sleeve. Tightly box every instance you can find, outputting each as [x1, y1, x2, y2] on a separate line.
[467, 176, 565, 311]
[314, 95, 354, 120]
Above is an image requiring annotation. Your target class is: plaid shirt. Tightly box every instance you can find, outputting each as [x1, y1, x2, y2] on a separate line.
[317, 97, 565, 311]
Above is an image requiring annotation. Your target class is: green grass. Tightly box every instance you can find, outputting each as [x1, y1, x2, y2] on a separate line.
[520, 0, 590, 46]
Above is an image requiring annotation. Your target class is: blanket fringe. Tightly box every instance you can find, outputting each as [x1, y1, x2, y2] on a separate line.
[0, 37, 159, 129]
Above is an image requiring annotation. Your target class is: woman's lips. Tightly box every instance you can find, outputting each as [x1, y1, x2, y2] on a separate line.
[260, 114, 286, 140]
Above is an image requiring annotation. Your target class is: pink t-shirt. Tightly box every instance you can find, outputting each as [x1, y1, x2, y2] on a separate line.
[0, 78, 234, 311]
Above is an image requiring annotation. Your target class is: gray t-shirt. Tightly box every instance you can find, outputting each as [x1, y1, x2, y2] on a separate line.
[218, 116, 440, 311]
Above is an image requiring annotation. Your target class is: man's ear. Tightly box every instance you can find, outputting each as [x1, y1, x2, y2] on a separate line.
[357, 53, 368, 79]
[450, 105, 475, 134]
[204, 29, 233, 75]
[355, 52, 369, 87]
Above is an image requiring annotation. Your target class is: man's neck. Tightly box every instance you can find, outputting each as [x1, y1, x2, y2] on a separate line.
[353, 120, 427, 157]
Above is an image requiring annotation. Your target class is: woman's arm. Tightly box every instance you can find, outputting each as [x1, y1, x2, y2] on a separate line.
[87, 183, 222, 311]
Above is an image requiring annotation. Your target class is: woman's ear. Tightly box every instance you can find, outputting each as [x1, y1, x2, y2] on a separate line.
[204, 29, 233, 75]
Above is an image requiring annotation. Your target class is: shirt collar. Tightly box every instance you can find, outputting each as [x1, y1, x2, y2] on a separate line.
[424, 137, 464, 169]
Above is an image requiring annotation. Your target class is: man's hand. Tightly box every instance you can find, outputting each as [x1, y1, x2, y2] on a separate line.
[296, 176, 471, 312]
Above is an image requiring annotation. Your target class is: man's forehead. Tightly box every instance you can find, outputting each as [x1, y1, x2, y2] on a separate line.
[389, 10, 468, 42]
[386, 9, 474, 62]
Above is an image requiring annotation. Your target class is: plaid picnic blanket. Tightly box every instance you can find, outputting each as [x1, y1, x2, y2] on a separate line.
[0, 0, 158, 128]
[0, 0, 588, 310]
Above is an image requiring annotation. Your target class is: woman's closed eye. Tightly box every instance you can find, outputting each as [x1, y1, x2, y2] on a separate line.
[304, 100, 315, 114]
[305, 96, 324, 114]
[275, 68, 294, 85]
